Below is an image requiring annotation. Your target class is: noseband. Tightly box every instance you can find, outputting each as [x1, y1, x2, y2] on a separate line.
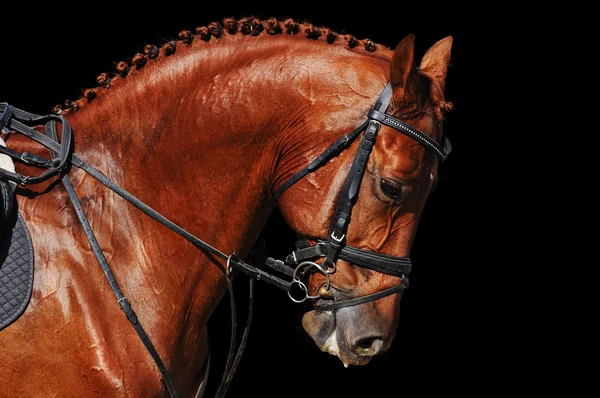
[0, 82, 450, 397]
[273, 82, 451, 311]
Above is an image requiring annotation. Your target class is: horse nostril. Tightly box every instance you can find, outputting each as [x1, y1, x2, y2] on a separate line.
[352, 336, 384, 356]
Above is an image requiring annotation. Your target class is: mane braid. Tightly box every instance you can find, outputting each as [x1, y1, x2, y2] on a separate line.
[54, 17, 387, 115]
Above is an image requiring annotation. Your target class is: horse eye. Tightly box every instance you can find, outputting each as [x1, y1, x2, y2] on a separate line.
[380, 179, 403, 199]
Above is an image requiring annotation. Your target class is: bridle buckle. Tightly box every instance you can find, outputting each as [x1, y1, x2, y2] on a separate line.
[330, 230, 345, 243]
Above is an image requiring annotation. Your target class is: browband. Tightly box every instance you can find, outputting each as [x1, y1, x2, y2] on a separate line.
[368, 109, 451, 160]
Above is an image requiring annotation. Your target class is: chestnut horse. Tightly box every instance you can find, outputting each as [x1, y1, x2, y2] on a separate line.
[0, 18, 453, 397]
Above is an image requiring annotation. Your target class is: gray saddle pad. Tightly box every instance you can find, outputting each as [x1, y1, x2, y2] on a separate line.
[0, 212, 34, 330]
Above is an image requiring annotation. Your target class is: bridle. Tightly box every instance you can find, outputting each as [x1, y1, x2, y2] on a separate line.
[0, 82, 450, 397]
[272, 82, 451, 311]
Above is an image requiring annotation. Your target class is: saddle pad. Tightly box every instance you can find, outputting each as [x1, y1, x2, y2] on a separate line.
[0, 212, 34, 330]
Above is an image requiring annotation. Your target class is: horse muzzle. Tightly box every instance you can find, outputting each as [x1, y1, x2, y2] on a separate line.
[302, 288, 397, 367]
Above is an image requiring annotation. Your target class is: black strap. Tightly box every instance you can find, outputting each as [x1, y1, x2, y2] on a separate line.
[215, 277, 254, 398]
[373, 82, 394, 112]
[0, 146, 55, 168]
[273, 120, 368, 201]
[0, 103, 72, 185]
[249, 240, 294, 278]
[325, 120, 381, 267]
[286, 242, 327, 264]
[263, 257, 294, 277]
[227, 254, 291, 291]
[286, 240, 411, 278]
[315, 281, 407, 312]
[368, 109, 451, 160]
[44, 122, 177, 397]
[0, 103, 12, 130]
[340, 245, 411, 277]
[62, 175, 178, 396]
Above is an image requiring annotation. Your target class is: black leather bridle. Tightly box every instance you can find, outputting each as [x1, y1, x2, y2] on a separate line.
[272, 82, 451, 311]
[0, 82, 450, 397]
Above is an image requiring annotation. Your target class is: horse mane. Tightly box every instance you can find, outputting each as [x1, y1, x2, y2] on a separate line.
[54, 17, 387, 115]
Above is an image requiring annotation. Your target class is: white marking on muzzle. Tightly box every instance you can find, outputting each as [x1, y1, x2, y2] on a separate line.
[323, 328, 349, 367]
[323, 328, 339, 356]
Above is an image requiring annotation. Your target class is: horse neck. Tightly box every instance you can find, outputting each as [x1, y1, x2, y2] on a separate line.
[64, 35, 392, 263]
[66, 37, 303, 261]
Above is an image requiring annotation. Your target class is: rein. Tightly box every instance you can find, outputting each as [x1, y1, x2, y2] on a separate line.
[0, 82, 450, 396]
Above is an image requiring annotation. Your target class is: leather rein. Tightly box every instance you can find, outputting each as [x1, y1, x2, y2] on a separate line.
[0, 82, 450, 397]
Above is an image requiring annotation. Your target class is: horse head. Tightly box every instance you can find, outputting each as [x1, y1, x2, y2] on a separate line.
[278, 34, 453, 366]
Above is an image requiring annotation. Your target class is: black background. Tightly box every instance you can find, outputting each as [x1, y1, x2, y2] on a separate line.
[0, 5, 492, 397]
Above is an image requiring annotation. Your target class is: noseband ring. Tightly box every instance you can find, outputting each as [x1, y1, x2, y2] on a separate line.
[288, 261, 329, 303]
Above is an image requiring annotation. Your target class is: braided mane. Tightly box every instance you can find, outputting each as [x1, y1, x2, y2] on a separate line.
[55, 17, 385, 115]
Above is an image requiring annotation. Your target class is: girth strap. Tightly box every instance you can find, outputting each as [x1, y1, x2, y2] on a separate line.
[315, 281, 407, 312]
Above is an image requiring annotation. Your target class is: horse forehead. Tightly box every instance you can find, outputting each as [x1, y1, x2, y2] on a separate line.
[374, 133, 424, 175]
[373, 112, 437, 172]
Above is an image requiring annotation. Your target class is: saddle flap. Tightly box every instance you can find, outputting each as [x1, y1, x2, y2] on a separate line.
[0, 212, 34, 331]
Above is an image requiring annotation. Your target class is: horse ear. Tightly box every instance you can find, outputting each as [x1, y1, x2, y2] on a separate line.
[419, 36, 453, 90]
[390, 34, 418, 105]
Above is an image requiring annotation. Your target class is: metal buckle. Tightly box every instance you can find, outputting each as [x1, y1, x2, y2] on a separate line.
[330, 230, 345, 243]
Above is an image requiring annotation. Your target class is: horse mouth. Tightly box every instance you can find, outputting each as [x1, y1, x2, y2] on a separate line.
[302, 308, 374, 367]
[321, 328, 373, 367]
